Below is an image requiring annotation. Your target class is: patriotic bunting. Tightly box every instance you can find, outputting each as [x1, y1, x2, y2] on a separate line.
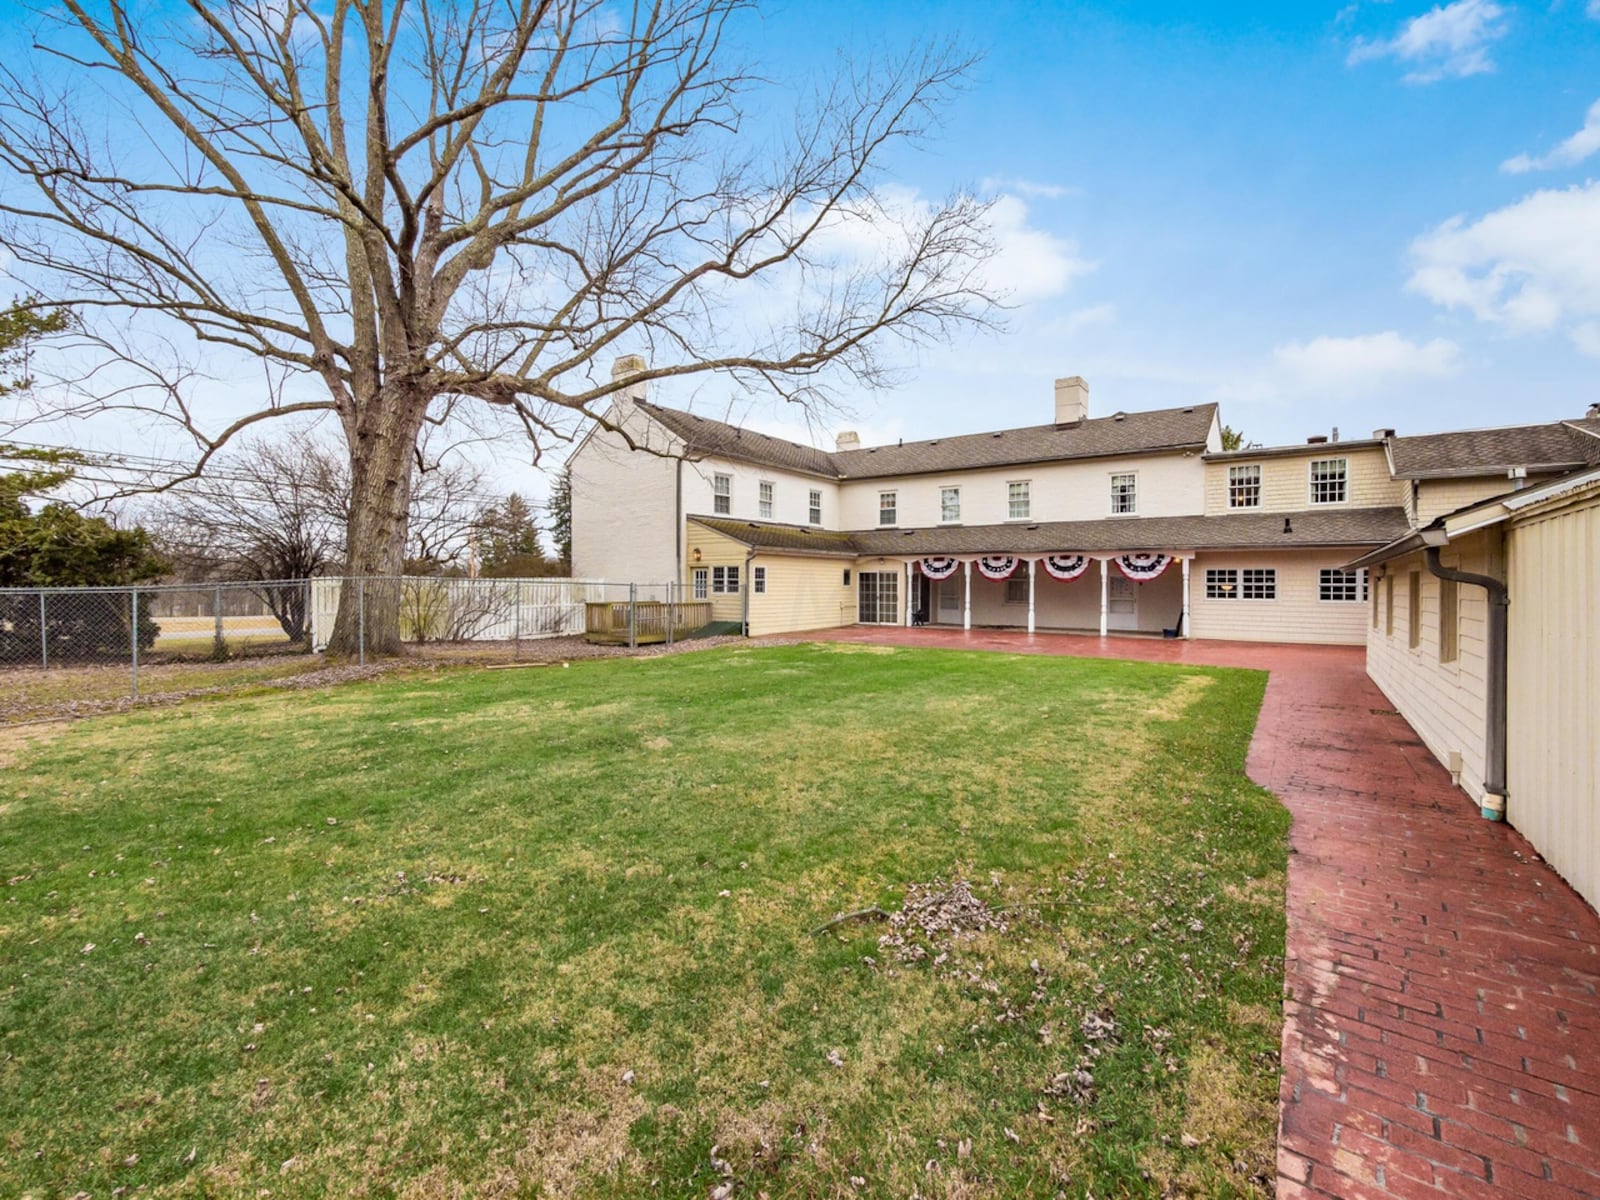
[1041, 554, 1091, 581]
[976, 556, 1019, 581]
[1114, 553, 1172, 582]
[918, 556, 961, 580]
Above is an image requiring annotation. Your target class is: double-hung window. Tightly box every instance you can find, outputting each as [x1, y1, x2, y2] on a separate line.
[753, 566, 767, 595]
[1242, 568, 1277, 600]
[1110, 473, 1137, 515]
[1008, 480, 1031, 520]
[1309, 458, 1347, 505]
[712, 565, 740, 594]
[1319, 568, 1366, 602]
[940, 487, 961, 523]
[713, 473, 732, 515]
[808, 489, 823, 525]
[1228, 464, 1261, 509]
[1205, 568, 1238, 599]
[878, 491, 897, 526]
[758, 480, 774, 519]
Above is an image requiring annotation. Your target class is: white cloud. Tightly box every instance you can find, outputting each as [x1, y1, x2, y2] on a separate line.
[980, 194, 1095, 304]
[1060, 303, 1117, 335]
[1571, 322, 1600, 358]
[979, 176, 1080, 201]
[1272, 332, 1464, 389]
[1589, 0, 1600, 18]
[1347, 0, 1509, 84]
[1501, 99, 1600, 173]
[1407, 181, 1600, 352]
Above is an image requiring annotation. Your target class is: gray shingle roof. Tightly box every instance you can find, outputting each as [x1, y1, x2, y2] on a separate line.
[832, 405, 1218, 478]
[688, 516, 859, 556]
[638, 400, 1218, 479]
[690, 507, 1409, 557]
[638, 402, 838, 477]
[1388, 419, 1600, 478]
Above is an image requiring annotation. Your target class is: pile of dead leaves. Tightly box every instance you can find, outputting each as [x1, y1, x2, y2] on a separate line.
[876, 878, 1007, 964]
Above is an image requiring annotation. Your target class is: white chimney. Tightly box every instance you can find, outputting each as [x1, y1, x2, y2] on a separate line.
[836, 430, 861, 451]
[1054, 376, 1089, 425]
[611, 354, 648, 408]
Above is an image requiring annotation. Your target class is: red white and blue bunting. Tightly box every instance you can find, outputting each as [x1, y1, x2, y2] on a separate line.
[1114, 553, 1172, 582]
[1041, 554, 1091, 581]
[976, 555, 1019, 581]
[918, 556, 961, 580]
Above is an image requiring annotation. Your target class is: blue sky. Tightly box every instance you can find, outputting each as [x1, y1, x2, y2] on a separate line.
[712, 0, 1600, 453]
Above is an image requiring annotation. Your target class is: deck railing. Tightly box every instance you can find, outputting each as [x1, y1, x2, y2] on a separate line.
[584, 599, 714, 646]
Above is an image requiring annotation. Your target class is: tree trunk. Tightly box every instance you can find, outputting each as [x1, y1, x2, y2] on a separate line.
[326, 395, 427, 656]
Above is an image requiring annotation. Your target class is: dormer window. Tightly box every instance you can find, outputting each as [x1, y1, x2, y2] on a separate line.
[1227, 464, 1261, 508]
[1309, 458, 1347, 505]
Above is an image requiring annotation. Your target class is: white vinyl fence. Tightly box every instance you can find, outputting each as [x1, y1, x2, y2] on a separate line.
[308, 577, 676, 650]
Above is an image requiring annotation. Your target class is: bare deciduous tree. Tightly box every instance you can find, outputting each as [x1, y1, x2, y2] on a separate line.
[0, 0, 997, 653]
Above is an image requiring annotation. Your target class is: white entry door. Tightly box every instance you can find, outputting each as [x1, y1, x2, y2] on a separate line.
[1107, 576, 1138, 631]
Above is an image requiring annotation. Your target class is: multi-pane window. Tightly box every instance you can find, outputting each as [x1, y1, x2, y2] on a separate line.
[1309, 458, 1348, 505]
[1439, 577, 1458, 663]
[1008, 481, 1031, 519]
[1110, 473, 1138, 515]
[808, 489, 823, 525]
[753, 566, 767, 595]
[1319, 568, 1366, 602]
[713, 473, 732, 515]
[692, 568, 708, 599]
[712, 565, 740, 594]
[1205, 568, 1239, 599]
[1228, 464, 1262, 509]
[878, 491, 897, 526]
[940, 487, 961, 523]
[1004, 561, 1030, 605]
[1407, 572, 1421, 649]
[758, 480, 774, 519]
[1242, 568, 1277, 600]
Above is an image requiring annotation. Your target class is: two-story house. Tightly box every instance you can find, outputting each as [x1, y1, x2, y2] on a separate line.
[570, 358, 1410, 642]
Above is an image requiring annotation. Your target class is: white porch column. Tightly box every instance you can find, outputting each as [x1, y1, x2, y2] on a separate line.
[904, 561, 913, 626]
[1099, 557, 1109, 637]
[1181, 557, 1192, 640]
[1027, 558, 1037, 635]
[963, 560, 972, 631]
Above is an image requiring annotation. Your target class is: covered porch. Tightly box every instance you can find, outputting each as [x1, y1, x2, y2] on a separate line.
[859, 552, 1195, 638]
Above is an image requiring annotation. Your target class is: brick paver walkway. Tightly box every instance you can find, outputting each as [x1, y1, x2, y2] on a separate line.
[803, 627, 1600, 1198]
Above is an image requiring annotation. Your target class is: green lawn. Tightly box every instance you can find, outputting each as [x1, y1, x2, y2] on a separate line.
[0, 644, 1287, 1198]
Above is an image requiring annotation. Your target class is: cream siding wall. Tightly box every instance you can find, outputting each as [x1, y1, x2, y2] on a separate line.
[1188, 550, 1372, 645]
[1203, 447, 1401, 516]
[1365, 531, 1501, 805]
[681, 456, 840, 529]
[684, 524, 753, 624]
[1414, 474, 1561, 524]
[747, 555, 856, 637]
[1506, 495, 1600, 911]
[840, 451, 1205, 530]
[570, 401, 683, 583]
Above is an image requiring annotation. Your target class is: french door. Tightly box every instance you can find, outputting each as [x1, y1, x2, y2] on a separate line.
[857, 571, 900, 624]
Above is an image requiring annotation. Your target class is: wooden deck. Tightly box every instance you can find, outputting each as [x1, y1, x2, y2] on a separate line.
[583, 600, 715, 645]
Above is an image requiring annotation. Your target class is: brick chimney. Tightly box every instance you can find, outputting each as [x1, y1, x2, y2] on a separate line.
[1054, 376, 1089, 425]
[611, 354, 648, 408]
[836, 430, 861, 451]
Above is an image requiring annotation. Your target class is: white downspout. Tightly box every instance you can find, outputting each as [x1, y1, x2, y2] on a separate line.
[963, 560, 972, 631]
[1099, 557, 1109, 636]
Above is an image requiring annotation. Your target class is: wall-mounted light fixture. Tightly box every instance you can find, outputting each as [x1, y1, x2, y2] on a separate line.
[692, 547, 702, 563]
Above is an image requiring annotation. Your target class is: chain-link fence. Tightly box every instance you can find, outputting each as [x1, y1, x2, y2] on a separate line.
[1, 576, 717, 706]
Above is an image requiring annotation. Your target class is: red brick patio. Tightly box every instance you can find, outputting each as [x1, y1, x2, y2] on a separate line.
[802, 626, 1600, 1198]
